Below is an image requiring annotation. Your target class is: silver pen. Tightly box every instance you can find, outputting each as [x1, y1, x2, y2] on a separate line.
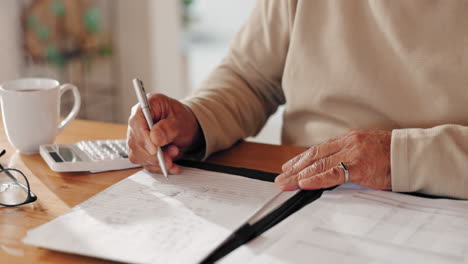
[132, 78, 169, 178]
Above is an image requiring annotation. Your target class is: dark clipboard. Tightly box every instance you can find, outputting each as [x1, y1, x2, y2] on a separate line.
[176, 160, 324, 264]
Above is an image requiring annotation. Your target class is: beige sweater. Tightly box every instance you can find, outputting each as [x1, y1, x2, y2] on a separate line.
[185, 0, 468, 199]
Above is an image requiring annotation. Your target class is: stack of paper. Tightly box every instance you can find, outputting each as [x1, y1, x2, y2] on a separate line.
[23, 167, 283, 264]
[221, 185, 468, 264]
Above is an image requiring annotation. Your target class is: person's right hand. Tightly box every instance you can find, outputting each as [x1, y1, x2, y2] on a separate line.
[127, 93, 202, 174]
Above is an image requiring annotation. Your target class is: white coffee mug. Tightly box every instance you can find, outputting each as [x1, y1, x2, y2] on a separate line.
[0, 78, 81, 154]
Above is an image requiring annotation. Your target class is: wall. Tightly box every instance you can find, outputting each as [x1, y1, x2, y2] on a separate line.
[115, 0, 186, 123]
[0, 1, 21, 84]
[115, 0, 152, 123]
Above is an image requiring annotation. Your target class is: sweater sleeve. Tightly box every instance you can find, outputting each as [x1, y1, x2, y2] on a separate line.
[183, 0, 294, 159]
[391, 125, 468, 199]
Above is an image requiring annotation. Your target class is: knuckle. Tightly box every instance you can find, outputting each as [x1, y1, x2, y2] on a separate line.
[298, 163, 319, 181]
[289, 159, 302, 173]
[164, 121, 177, 139]
[148, 93, 166, 104]
[288, 154, 303, 169]
[127, 136, 136, 147]
[127, 140, 138, 153]
[296, 171, 309, 182]
[347, 129, 359, 136]
[306, 146, 319, 160]
[128, 153, 138, 164]
[128, 112, 144, 128]
[158, 124, 169, 140]
[350, 130, 365, 144]
[331, 166, 343, 178]
[151, 127, 167, 145]
[311, 159, 325, 174]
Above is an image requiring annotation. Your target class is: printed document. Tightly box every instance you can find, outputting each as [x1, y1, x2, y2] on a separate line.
[221, 185, 468, 264]
[23, 167, 282, 264]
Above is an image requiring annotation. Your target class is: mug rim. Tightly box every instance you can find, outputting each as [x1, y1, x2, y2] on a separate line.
[0, 78, 60, 93]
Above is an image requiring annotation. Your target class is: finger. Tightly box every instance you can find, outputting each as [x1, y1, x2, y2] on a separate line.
[281, 137, 342, 172]
[128, 106, 157, 155]
[164, 144, 180, 159]
[128, 146, 159, 166]
[150, 119, 179, 147]
[276, 153, 346, 190]
[163, 144, 181, 174]
[144, 165, 162, 174]
[144, 145, 181, 174]
[145, 162, 181, 175]
[277, 143, 343, 188]
[275, 155, 341, 190]
[274, 177, 300, 191]
[147, 94, 170, 120]
[297, 165, 346, 190]
[281, 138, 342, 174]
[169, 163, 181, 174]
[297, 154, 343, 181]
[127, 131, 159, 166]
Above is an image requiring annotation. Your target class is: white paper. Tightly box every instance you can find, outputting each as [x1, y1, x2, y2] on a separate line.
[221, 185, 468, 264]
[23, 167, 282, 264]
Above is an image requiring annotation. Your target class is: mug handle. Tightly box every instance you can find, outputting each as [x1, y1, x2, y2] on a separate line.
[58, 83, 81, 133]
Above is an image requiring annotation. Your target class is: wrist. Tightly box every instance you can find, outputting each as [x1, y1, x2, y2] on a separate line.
[183, 105, 206, 159]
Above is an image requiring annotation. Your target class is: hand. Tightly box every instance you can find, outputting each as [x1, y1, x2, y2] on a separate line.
[127, 94, 202, 174]
[275, 130, 392, 191]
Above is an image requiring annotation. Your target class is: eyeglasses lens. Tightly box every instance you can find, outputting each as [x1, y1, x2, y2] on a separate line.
[0, 169, 29, 206]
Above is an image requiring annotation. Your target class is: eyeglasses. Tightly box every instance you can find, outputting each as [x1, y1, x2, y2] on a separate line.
[0, 149, 37, 207]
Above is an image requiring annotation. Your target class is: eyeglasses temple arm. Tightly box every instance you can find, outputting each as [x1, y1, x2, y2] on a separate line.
[1, 169, 36, 198]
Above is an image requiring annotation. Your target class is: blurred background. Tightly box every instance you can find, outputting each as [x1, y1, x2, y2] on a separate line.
[0, 0, 282, 144]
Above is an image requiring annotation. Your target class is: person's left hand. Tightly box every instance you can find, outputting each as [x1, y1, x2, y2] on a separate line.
[275, 129, 392, 191]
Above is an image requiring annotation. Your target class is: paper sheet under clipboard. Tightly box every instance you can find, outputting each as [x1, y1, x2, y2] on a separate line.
[221, 185, 468, 264]
[23, 167, 288, 264]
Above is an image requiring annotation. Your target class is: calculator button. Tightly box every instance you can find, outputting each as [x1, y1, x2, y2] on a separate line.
[112, 143, 124, 152]
[100, 143, 117, 154]
[78, 139, 132, 161]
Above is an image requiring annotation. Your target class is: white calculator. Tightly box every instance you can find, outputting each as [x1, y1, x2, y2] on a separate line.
[39, 139, 141, 172]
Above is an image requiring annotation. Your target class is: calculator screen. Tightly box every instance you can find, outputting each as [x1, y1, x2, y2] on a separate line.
[48, 146, 82, 162]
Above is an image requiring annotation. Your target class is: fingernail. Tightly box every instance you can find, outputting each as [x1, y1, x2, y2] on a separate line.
[281, 164, 288, 171]
[275, 174, 291, 185]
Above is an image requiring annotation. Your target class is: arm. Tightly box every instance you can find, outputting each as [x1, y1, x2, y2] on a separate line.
[392, 125, 468, 199]
[274, 125, 468, 199]
[184, 0, 296, 159]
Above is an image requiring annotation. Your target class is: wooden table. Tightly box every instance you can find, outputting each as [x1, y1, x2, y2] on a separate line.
[0, 120, 305, 264]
